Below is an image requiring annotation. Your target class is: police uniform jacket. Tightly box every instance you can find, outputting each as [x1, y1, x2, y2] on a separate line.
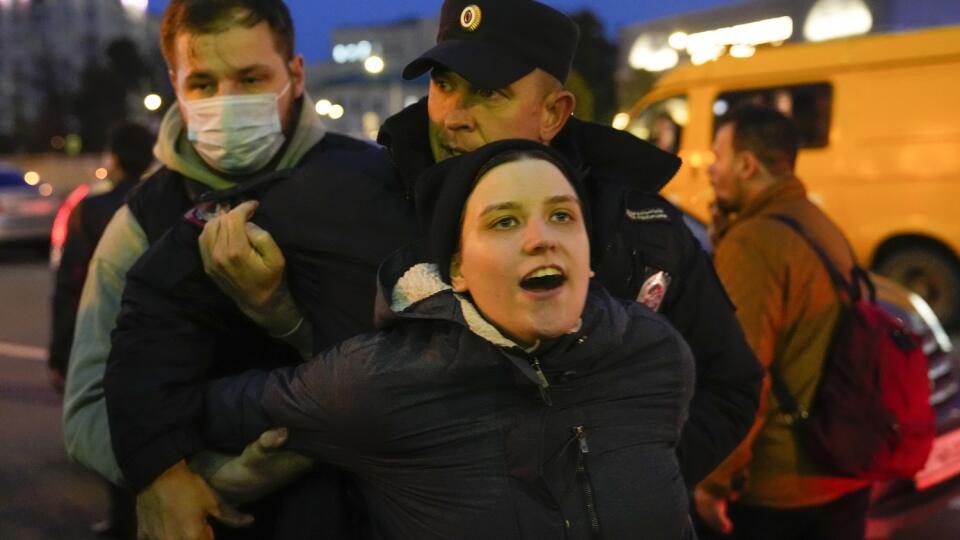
[204, 249, 696, 540]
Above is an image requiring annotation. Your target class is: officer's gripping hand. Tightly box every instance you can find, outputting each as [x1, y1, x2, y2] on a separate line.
[198, 201, 303, 339]
[198, 428, 315, 506]
[693, 484, 734, 535]
[136, 459, 252, 540]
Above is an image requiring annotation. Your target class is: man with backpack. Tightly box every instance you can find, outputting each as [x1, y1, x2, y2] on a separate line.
[694, 105, 876, 539]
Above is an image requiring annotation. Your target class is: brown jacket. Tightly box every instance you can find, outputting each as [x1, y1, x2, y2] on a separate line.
[703, 177, 869, 508]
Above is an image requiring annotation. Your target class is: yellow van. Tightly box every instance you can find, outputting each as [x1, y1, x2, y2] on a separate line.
[626, 25, 960, 328]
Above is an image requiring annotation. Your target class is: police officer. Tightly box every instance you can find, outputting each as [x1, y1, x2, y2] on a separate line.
[106, 0, 762, 537]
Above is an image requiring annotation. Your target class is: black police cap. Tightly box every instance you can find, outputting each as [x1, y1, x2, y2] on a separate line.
[402, 0, 580, 90]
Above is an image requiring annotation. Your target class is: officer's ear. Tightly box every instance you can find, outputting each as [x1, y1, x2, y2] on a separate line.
[540, 88, 576, 143]
[450, 252, 468, 293]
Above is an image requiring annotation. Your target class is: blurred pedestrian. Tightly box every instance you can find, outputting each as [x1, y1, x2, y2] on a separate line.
[48, 121, 154, 538]
[693, 105, 871, 539]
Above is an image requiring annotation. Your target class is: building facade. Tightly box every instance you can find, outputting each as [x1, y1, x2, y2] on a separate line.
[0, 0, 156, 139]
[619, 0, 960, 80]
[305, 17, 437, 140]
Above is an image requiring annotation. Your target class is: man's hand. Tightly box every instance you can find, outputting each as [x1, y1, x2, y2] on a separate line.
[693, 485, 734, 535]
[203, 428, 316, 505]
[198, 201, 302, 338]
[136, 460, 252, 540]
[198, 201, 284, 313]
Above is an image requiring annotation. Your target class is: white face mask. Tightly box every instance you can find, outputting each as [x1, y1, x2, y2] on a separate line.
[183, 82, 291, 174]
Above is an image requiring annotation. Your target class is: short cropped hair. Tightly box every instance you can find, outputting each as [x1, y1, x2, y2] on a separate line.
[718, 105, 799, 177]
[160, 0, 295, 69]
[107, 122, 156, 179]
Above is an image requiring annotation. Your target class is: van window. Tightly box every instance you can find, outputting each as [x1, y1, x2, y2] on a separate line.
[713, 83, 832, 148]
[629, 96, 688, 154]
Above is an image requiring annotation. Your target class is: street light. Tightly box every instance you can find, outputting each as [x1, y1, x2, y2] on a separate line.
[329, 104, 345, 120]
[612, 113, 630, 131]
[144, 94, 163, 111]
[315, 99, 333, 116]
[364, 55, 385, 75]
[24, 171, 40, 186]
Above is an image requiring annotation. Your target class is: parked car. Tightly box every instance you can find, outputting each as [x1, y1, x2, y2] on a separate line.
[681, 213, 960, 498]
[0, 166, 61, 247]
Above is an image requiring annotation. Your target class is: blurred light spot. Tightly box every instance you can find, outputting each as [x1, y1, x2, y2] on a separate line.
[713, 99, 730, 116]
[364, 55, 385, 74]
[38, 183, 54, 197]
[95, 167, 108, 180]
[612, 113, 630, 131]
[315, 99, 332, 116]
[333, 40, 373, 64]
[668, 31, 689, 50]
[50, 135, 66, 150]
[144, 93, 162, 111]
[329, 104, 345, 120]
[628, 35, 679, 72]
[24, 171, 40, 185]
[804, 0, 873, 42]
[730, 44, 756, 58]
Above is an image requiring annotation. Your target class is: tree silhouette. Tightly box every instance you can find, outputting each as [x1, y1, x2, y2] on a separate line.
[73, 38, 152, 152]
[570, 11, 617, 124]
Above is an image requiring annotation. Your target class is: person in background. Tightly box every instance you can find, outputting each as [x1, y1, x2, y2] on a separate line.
[48, 121, 155, 538]
[693, 105, 871, 539]
[49, 122, 155, 393]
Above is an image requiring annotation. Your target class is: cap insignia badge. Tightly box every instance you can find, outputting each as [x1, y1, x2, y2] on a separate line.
[460, 5, 482, 32]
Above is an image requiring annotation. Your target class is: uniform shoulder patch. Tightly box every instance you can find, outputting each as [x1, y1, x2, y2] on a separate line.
[625, 207, 671, 222]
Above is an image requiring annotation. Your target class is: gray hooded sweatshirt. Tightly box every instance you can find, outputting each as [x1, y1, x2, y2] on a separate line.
[62, 96, 326, 484]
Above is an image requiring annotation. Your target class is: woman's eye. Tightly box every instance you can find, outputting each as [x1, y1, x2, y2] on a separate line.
[492, 216, 518, 229]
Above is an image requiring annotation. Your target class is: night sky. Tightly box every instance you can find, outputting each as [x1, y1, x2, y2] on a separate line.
[146, 0, 740, 63]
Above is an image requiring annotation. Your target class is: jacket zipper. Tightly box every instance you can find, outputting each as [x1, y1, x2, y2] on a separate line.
[573, 425, 602, 538]
[531, 356, 552, 406]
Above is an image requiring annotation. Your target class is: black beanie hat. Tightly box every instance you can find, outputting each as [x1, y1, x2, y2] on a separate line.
[414, 139, 590, 282]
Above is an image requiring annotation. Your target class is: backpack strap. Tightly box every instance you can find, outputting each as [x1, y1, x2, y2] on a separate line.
[764, 214, 875, 423]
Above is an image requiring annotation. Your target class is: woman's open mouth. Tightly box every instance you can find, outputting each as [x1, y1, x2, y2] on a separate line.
[520, 267, 566, 291]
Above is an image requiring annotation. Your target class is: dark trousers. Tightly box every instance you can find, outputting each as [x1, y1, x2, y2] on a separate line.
[696, 488, 871, 540]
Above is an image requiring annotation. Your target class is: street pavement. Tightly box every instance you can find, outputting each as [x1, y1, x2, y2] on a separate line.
[0, 250, 106, 540]
[2, 245, 960, 539]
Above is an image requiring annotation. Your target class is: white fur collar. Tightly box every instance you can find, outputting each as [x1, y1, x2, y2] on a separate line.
[390, 263, 518, 348]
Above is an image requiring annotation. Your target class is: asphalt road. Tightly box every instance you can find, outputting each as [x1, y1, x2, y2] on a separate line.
[2, 245, 960, 539]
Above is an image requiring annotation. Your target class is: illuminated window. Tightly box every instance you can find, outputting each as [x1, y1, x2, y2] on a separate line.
[628, 95, 689, 154]
[713, 83, 833, 148]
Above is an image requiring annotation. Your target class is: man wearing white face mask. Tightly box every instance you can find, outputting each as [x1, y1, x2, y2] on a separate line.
[183, 81, 291, 174]
[62, 1, 416, 539]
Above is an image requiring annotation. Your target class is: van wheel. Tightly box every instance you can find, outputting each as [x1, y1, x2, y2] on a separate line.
[874, 247, 960, 331]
